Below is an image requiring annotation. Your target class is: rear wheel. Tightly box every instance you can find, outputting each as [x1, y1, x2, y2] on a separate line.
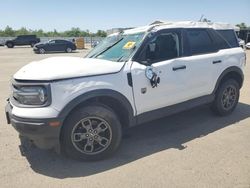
[61, 104, 122, 161]
[6, 42, 14, 48]
[211, 79, 240, 116]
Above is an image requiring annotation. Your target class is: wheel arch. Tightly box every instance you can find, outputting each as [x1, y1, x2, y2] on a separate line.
[58, 89, 136, 130]
[213, 66, 244, 94]
[5, 40, 14, 45]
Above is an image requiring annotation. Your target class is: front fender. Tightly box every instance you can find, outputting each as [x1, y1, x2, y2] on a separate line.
[58, 89, 135, 126]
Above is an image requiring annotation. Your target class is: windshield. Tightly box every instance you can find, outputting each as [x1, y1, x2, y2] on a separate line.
[85, 32, 145, 62]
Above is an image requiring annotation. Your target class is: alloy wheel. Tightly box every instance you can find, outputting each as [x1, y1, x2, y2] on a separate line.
[71, 116, 112, 155]
[221, 85, 237, 110]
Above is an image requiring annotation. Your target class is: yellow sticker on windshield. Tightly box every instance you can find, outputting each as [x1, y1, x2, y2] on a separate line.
[123, 41, 136, 49]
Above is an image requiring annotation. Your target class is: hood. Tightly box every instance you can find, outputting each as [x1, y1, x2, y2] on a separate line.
[14, 57, 124, 81]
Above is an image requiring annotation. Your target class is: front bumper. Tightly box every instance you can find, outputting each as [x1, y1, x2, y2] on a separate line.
[5, 102, 61, 150]
[33, 48, 39, 53]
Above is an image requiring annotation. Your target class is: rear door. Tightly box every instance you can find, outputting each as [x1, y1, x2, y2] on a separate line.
[55, 40, 67, 51]
[181, 28, 229, 98]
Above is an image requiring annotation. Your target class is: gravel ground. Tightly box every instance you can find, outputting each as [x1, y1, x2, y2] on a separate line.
[0, 46, 250, 188]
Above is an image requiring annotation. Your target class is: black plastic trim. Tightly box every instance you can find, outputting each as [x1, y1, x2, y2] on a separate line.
[213, 60, 222, 64]
[213, 66, 244, 93]
[136, 94, 215, 125]
[127, 73, 133, 87]
[5, 102, 61, 149]
[58, 89, 136, 126]
[173, 65, 186, 71]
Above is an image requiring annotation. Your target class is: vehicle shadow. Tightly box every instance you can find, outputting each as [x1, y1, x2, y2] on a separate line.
[36, 51, 81, 55]
[21, 102, 250, 178]
[4, 46, 32, 48]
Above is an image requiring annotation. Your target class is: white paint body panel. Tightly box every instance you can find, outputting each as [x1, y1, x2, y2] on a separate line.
[14, 57, 125, 80]
[131, 47, 245, 115]
[9, 22, 245, 120]
[11, 61, 135, 119]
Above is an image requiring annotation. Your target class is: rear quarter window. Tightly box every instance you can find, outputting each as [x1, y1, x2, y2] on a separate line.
[210, 30, 231, 50]
[216, 30, 239, 48]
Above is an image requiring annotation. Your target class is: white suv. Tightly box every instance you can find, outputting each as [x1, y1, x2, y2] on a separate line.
[5, 21, 246, 160]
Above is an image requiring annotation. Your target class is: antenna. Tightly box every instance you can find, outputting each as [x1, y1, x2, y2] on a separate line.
[199, 14, 204, 22]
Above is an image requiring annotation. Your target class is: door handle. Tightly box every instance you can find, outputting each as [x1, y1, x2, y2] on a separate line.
[213, 60, 222, 64]
[172, 65, 186, 71]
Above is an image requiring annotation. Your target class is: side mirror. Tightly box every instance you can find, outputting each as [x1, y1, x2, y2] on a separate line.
[145, 66, 160, 88]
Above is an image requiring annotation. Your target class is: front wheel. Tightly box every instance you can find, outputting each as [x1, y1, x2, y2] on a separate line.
[211, 79, 240, 116]
[61, 105, 122, 161]
[39, 48, 45, 54]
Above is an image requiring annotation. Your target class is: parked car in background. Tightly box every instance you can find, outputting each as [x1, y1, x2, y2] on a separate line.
[5, 35, 40, 48]
[91, 41, 100, 48]
[0, 39, 5, 46]
[33, 39, 77, 54]
[238, 38, 245, 49]
[246, 42, 250, 49]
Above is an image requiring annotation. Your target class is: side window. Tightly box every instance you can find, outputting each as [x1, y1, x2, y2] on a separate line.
[144, 31, 180, 63]
[49, 40, 56, 44]
[55, 40, 63, 44]
[186, 29, 215, 55]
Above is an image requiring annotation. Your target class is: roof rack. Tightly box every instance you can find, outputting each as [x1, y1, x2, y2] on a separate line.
[148, 20, 239, 31]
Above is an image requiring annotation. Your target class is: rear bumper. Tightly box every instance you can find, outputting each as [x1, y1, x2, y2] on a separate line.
[5, 102, 61, 150]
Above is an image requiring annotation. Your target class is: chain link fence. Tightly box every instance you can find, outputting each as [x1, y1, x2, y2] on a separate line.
[0, 37, 104, 46]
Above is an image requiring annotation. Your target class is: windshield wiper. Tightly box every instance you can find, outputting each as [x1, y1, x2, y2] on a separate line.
[90, 38, 124, 58]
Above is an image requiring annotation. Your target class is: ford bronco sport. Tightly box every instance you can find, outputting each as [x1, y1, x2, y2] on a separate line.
[5, 21, 246, 160]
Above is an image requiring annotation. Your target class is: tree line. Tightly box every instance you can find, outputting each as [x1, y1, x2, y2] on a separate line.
[0, 23, 249, 37]
[0, 26, 107, 37]
[236, 23, 250, 29]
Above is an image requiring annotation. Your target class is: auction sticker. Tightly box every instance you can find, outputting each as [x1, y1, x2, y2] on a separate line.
[123, 41, 136, 49]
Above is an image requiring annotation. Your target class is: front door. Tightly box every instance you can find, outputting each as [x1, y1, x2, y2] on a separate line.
[131, 29, 188, 115]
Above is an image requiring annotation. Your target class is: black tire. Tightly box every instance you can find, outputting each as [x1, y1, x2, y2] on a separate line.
[211, 79, 240, 116]
[6, 42, 14, 48]
[61, 104, 122, 161]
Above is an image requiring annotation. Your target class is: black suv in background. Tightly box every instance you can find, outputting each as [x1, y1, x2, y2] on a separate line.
[5, 35, 40, 48]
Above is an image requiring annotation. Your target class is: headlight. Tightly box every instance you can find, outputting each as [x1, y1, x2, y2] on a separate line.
[13, 86, 48, 105]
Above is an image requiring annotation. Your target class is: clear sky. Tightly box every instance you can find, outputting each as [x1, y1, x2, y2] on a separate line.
[1, 0, 250, 32]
